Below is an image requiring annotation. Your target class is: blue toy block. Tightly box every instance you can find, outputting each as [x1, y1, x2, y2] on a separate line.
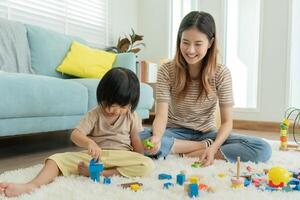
[176, 173, 186, 185]
[265, 186, 278, 192]
[244, 178, 251, 187]
[158, 173, 172, 180]
[189, 183, 199, 198]
[163, 182, 174, 189]
[294, 185, 300, 191]
[288, 178, 300, 186]
[89, 159, 104, 183]
[103, 177, 111, 184]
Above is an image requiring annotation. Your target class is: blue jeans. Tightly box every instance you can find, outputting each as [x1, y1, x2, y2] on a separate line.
[140, 127, 272, 163]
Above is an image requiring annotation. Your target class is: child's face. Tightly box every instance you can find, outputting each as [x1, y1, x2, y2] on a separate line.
[103, 104, 130, 117]
[180, 27, 212, 67]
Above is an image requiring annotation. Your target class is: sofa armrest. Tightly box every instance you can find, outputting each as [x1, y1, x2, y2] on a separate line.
[112, 53, 136, 73]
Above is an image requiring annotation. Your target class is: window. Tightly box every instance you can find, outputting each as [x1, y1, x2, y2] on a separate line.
[169, 0, 198, 58]
[0, 0, 111, 48]
[290, 0, 300, 108]
[225, 0, 261, 108]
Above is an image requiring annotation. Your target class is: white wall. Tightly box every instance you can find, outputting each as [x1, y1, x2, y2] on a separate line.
[136, 0, 170, 64]
[110, 0, 138, 46]
[135, 0, 294, 122]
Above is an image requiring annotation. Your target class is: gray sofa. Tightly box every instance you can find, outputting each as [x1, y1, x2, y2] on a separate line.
[0, 19, 154, 137]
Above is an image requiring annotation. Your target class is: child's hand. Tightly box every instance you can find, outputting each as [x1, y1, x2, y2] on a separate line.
[87, 140, 102, 160]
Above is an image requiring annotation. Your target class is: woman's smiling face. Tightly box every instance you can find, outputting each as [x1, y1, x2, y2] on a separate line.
[180, 27, 212, 66]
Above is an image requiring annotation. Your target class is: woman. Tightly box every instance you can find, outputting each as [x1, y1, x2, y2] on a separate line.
[140, 11, 271, 166]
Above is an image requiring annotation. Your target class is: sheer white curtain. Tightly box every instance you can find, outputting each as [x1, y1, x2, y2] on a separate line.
[225, 0, 261, 109]
[0, 0, 111, 48]
[169, 0, 198, 58]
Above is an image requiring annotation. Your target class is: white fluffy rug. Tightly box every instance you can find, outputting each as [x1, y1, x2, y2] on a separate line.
[1, 140, 300, 200]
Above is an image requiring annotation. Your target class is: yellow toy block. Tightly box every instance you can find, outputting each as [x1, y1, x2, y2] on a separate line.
[189, 176, 198, 184]
[130, 184, 141, 192]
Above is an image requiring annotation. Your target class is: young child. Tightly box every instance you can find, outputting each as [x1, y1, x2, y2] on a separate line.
[0, 67, 155, 197]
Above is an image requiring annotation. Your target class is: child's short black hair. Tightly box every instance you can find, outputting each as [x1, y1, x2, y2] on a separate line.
[96, 67, 140, 112]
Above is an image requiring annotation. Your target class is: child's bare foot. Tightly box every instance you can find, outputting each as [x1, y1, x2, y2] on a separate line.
[77, 161, 90, 177]
[0, 182, 36, 197]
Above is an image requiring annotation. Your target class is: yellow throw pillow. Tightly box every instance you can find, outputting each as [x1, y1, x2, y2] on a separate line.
[56, 42, 117, 78]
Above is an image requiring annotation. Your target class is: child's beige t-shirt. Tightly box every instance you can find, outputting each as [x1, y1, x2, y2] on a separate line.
[75, 106, 143, 151]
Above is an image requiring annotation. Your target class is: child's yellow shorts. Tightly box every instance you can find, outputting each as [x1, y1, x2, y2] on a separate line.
[48, 150, 154, 177]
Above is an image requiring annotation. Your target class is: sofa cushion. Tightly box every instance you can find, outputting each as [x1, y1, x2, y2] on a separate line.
[0, 72, 88, 118]
[112, 53, 136, 73]
[0, 18, 34, 73]
[57, 42, 116, 78]
[26, 25, 85, 78]
[70, 79, 154, 114]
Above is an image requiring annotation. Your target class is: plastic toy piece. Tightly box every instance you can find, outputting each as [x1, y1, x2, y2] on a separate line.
[191, 161, 202, 168]
[89, 159, 104, 183]
[188, 183, 199, 198]
[143, 139, 154, 149]
[244, 178, 251, 187]
[279, 119, 289, 150]
[198, 184, 209, 190]
[218, 173, 226, 178]
[231, 157, 244, 188]
[120, 182, 143, 189]
[183, 182, 190, 192]
[282, 186, 293, 192]
[268, 166, 291, 188]
[103, 177, 111, 184]
[158, 173, 172, 180]
[130, 184, 141, 192]
[189, 176, 198, 184]
[163, 182, 174, 189]
[176, 173, 186, 185]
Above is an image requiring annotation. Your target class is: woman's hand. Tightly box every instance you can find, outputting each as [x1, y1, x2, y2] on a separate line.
[144, 135, 161, 155]
[199, 145, 219, 167]
[87, 140, 102, 160]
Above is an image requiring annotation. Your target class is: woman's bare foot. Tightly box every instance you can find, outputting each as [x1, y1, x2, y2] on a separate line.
[0, 182, 36, 197]
[77, 161, 90, 177]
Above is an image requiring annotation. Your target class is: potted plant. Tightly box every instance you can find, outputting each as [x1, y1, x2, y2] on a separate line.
[107, 28, 145, 54]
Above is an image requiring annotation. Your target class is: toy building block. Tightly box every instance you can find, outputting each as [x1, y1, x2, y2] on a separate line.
[89, 159, 104, 183]
[231, 157, 244, 188]
[158, 173, 172, 180]
[279, 119, 289, 150]
[188, 183, 199, 198]
[191, 161, 202, 168]
[120, 182, 143, 189]
[176, 173, 186, 185]
[130, 184, 141, 192]
[294, 185, 300, 191]
[103, 177, 111, 184]
[218, 173, 226, 178]
[244, 178, 251, 187]
[268, 166, 291, 188]
[207, 186, 215, 193]
[189, 176, 199, 184]
[183, 182, 190, 192]
[142, 139, 154, 149]
[163, 182, 174, 189]
[282, 186, 293, 192]
[198, 184, 209, 190]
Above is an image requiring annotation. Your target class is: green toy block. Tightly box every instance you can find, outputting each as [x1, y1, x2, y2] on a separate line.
[191, 161, 202, 168]
[143, 139, 154, 149]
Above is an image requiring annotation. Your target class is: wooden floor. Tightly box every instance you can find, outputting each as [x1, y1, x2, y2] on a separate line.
[0, 128, 293, 173]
